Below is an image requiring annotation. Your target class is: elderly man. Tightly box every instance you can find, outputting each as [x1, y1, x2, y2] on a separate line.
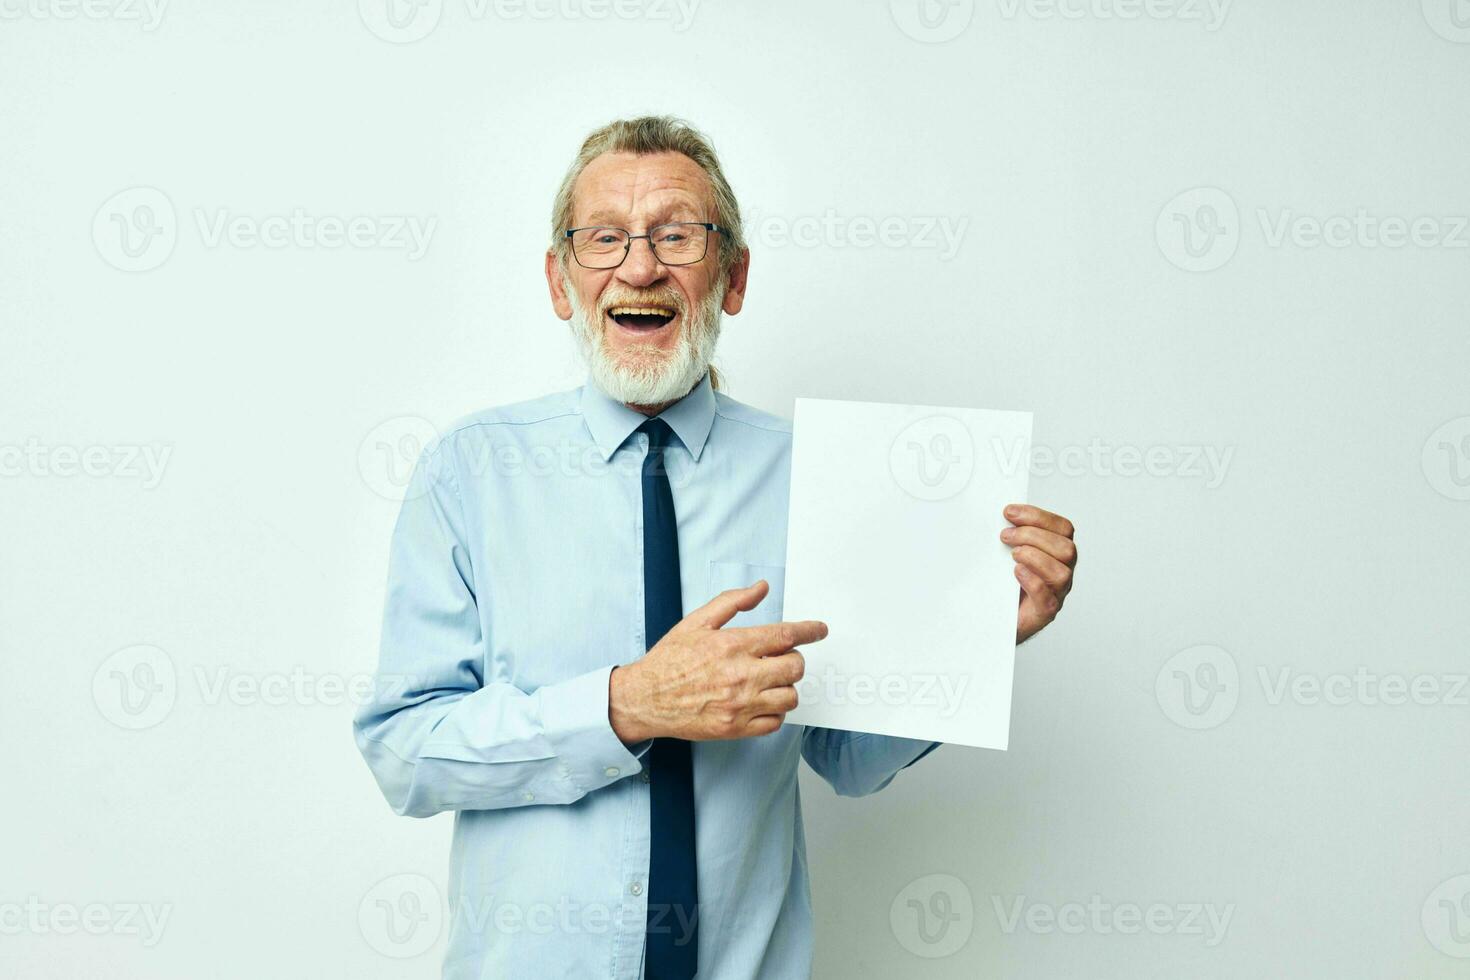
[354, 116, 1078, 980]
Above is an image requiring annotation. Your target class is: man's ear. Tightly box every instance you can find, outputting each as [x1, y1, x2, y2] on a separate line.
[545, 250, 573, 321]
[721, 247, 750, 316]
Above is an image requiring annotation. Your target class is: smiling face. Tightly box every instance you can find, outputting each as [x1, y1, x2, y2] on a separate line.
[546, 150, 749, 410]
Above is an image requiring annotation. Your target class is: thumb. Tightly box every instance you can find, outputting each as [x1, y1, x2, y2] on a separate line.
[687, 580, 770, 630]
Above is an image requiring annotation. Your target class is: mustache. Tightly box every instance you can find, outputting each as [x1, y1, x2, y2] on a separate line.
[596, 288, 686, 315]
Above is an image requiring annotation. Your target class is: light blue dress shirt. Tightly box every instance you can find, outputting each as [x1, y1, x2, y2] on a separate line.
[354, 372, 940, 979]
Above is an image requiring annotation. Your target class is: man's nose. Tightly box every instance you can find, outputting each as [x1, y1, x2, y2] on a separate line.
[615, 237, 666, 288]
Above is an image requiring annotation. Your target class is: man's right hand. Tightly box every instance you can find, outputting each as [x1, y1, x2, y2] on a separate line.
[608, 580, 826, 743]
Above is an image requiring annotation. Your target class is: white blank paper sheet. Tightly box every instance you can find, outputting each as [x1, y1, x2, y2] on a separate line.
[782, 398, 1033, 750]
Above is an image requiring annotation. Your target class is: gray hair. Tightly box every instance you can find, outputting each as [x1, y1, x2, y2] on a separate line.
[550, 115, 748, 274]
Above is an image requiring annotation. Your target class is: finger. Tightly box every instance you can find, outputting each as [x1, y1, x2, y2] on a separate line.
[753, 651, 805, 689]
[1012, 545, 1073, 594]
[728, 619, 828, 657]
[688, 580, 770, 630]
[742, 715, 785, 738]
[752, 685, 799, 715]
[1004, 504, 1075, 539]
[1000, 525, 1078, 567]
[1015, 562, 1061, 619]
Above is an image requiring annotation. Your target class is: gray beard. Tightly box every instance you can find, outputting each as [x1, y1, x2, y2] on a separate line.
[566, 273, 726, 407]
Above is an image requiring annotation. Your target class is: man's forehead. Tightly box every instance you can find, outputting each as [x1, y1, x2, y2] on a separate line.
[571, 151, 714, 224]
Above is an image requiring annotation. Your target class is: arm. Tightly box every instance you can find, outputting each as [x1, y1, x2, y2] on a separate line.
[352, 448, 643, 818]
[800, 728, 942, 798]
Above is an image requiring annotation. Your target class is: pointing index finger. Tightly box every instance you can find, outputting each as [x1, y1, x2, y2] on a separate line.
[730, 619, 829, 657]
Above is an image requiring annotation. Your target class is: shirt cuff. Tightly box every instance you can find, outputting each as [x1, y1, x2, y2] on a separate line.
[538, 664, 645, 794]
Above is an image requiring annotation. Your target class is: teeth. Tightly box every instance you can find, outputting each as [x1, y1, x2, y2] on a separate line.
[608, 306, 675, 318]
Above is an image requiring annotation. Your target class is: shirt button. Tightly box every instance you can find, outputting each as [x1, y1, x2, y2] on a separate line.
[640, 771, 651, 783]
[522, 791, 535, 802]
[629, 882, 643, 896]
[604, 767, 620, 778]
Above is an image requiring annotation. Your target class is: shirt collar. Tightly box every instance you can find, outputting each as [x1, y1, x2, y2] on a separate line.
[579, 371, 716, 463]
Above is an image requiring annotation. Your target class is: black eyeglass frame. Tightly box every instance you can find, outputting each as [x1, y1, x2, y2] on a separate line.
[563, 221, 729, 270]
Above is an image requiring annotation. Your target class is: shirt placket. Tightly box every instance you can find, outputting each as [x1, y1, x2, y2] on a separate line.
[612, 433, 653, 979]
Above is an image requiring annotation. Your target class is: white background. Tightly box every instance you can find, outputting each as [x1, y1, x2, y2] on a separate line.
[2, 1, 1468, 977]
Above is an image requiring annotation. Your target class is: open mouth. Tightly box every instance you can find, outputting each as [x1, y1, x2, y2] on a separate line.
[607, 305, 677, 331]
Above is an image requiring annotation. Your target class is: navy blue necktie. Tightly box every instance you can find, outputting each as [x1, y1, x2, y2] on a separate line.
[639, 418, 699, 980]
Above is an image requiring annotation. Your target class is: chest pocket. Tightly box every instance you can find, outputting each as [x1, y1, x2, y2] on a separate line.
[707, 561, 785, 627]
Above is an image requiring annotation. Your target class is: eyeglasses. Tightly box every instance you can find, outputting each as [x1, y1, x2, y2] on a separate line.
[565, 221, 728, 270]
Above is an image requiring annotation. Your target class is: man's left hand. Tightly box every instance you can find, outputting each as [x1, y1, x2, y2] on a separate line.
[1000, 504, 1078, 643]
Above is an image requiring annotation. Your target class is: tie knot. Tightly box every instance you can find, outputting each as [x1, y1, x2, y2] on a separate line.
[638, 417, 676, 451]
